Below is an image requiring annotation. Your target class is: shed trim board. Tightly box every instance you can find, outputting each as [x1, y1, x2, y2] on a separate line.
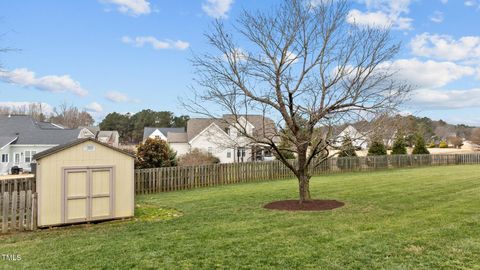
[62, 166, 115, 224]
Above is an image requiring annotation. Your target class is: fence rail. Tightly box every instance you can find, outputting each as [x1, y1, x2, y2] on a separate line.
[135, 153, 480, 194]
[0, 175, 36, 194]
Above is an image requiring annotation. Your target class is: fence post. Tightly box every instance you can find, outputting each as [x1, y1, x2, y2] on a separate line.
[2, 192, 9, 233]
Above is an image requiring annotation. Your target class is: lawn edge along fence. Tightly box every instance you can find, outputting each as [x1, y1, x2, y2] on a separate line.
[135, 153, 480, 194]
[1, 176, 37, 233]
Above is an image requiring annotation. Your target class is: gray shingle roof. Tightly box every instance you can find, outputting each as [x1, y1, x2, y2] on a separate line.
[143, 127, 186, 140]
[167, 132, 188, 143]
[0, 136, 17, 149]
[0, 115, 81, 145]
[187, 115, 278, 142]
[186, 118, 226, 141]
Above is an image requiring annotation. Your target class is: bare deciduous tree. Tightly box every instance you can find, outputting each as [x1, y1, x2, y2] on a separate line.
[0, 102, 48, 121]
[50, 102, 94, 128]
[186, 0, 409, 203]
[470, 128, 480, 147]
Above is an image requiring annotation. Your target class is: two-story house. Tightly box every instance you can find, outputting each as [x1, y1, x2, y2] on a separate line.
[143, 115, 279, 163]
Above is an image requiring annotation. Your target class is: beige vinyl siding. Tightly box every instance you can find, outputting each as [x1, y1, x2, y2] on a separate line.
[36, 140, 134, 227]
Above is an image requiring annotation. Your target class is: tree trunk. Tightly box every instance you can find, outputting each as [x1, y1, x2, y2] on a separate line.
[298, 173, 311, 204]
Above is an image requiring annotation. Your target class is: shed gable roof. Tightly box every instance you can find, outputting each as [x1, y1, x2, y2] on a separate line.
[33, 138, 135, 160]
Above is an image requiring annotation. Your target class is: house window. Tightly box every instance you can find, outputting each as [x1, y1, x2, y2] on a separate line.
[1, 154, 8, 163]
[237, 147, 246, 158]
[208, 147, 213, 154]
[14, 153, 21, 163]
[224, 128, 230, 135]
[227, 151, 231, 158]
[155, 135, 160, 139]
[25, 151, 36, 163]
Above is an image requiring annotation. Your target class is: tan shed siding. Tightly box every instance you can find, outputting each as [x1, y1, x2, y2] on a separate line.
[37, 141, 134, 227]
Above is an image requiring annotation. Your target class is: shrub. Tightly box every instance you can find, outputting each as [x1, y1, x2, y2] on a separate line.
[273, 136, 296, 160]
[178, 148, 220, 166]
[427, 142, 436, 148]
[367, 139, 387, 168]
[367, 140, 387, 156]
[447, 136, 463, 149]
[412, 135, 430, 155]
[391, 134, 407, 155]
[337, 136, 359, 170]
[439, 141, 448, 148]
[135, 138, 177, 169]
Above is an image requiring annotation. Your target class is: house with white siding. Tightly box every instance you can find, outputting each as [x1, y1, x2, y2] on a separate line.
[143, 115, 279, 163]
[0, 115, 119, 175]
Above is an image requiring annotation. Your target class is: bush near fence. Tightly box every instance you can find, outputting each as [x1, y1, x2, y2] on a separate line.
[135, 153, 480, 194]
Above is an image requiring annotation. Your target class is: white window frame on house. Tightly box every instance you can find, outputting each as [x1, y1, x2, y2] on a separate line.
[24, 150, 37, 163]
[1, 154, 8, 163]
[14, 152, 21, 163]
[227, 151, 231, 158]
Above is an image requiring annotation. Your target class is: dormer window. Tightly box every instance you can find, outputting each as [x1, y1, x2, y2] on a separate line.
[225, 128, 230, 135]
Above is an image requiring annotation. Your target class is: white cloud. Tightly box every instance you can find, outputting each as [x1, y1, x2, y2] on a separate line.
[100, 0, 151, 16]
[347, 0, 414, 30]
[465, 0, 480, 8]
[412, 88, 480, 109]
[347, 9, 391, 28]
[105, 91, 140, 103]
[383, 58, 475, 88]
[429, 11, 444, 23]
[440, 0, 448, 3]
[0, 101, 54, 115]
[0, 68, 88, 96]
[85, 102, 104, 113]
[121, 36, 189, 50]
[410, 33, 480, 62]
[202, 0, 234, 19]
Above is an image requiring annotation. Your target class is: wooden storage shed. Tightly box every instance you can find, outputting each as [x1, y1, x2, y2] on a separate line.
[33, 138, 135, 227]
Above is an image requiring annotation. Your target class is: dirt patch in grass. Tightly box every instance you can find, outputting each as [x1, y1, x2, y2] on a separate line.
[264, 200, 345, 211]
[135, 204, 183, 221]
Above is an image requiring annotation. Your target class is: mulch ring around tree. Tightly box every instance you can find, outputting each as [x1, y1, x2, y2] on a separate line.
[264, 200, 345, 211]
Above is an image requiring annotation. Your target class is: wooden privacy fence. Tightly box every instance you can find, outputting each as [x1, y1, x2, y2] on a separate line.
[135, 153, 480, 194]
[0, 176, 37, 233]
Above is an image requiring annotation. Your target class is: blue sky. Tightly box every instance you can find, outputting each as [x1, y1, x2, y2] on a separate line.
[0, 0, 479, 125]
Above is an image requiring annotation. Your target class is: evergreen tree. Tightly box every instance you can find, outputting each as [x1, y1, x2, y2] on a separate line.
[367, 139, 387, 156]
[412, 134, 430, 155]
[337, 136, 358, 169]
[338, 136, 357, 157]
[391, 133, 407, 155]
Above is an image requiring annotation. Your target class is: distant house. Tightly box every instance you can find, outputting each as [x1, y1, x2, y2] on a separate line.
[78, 126, 119, 147]
[143, 127, 186, 142]
[143, 115, 278, 163]
[333, 124, 398, 150]
[334, 125, 368, 150]
[97, 131, 120, 147]
[0, 115, 121, 175]
[0, 115, 82, 175]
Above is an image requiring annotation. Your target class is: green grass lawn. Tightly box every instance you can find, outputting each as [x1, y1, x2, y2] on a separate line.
[1, 165, 479, 269]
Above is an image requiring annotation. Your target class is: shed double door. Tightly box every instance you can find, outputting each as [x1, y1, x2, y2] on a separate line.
[63, 167, 114, 223]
